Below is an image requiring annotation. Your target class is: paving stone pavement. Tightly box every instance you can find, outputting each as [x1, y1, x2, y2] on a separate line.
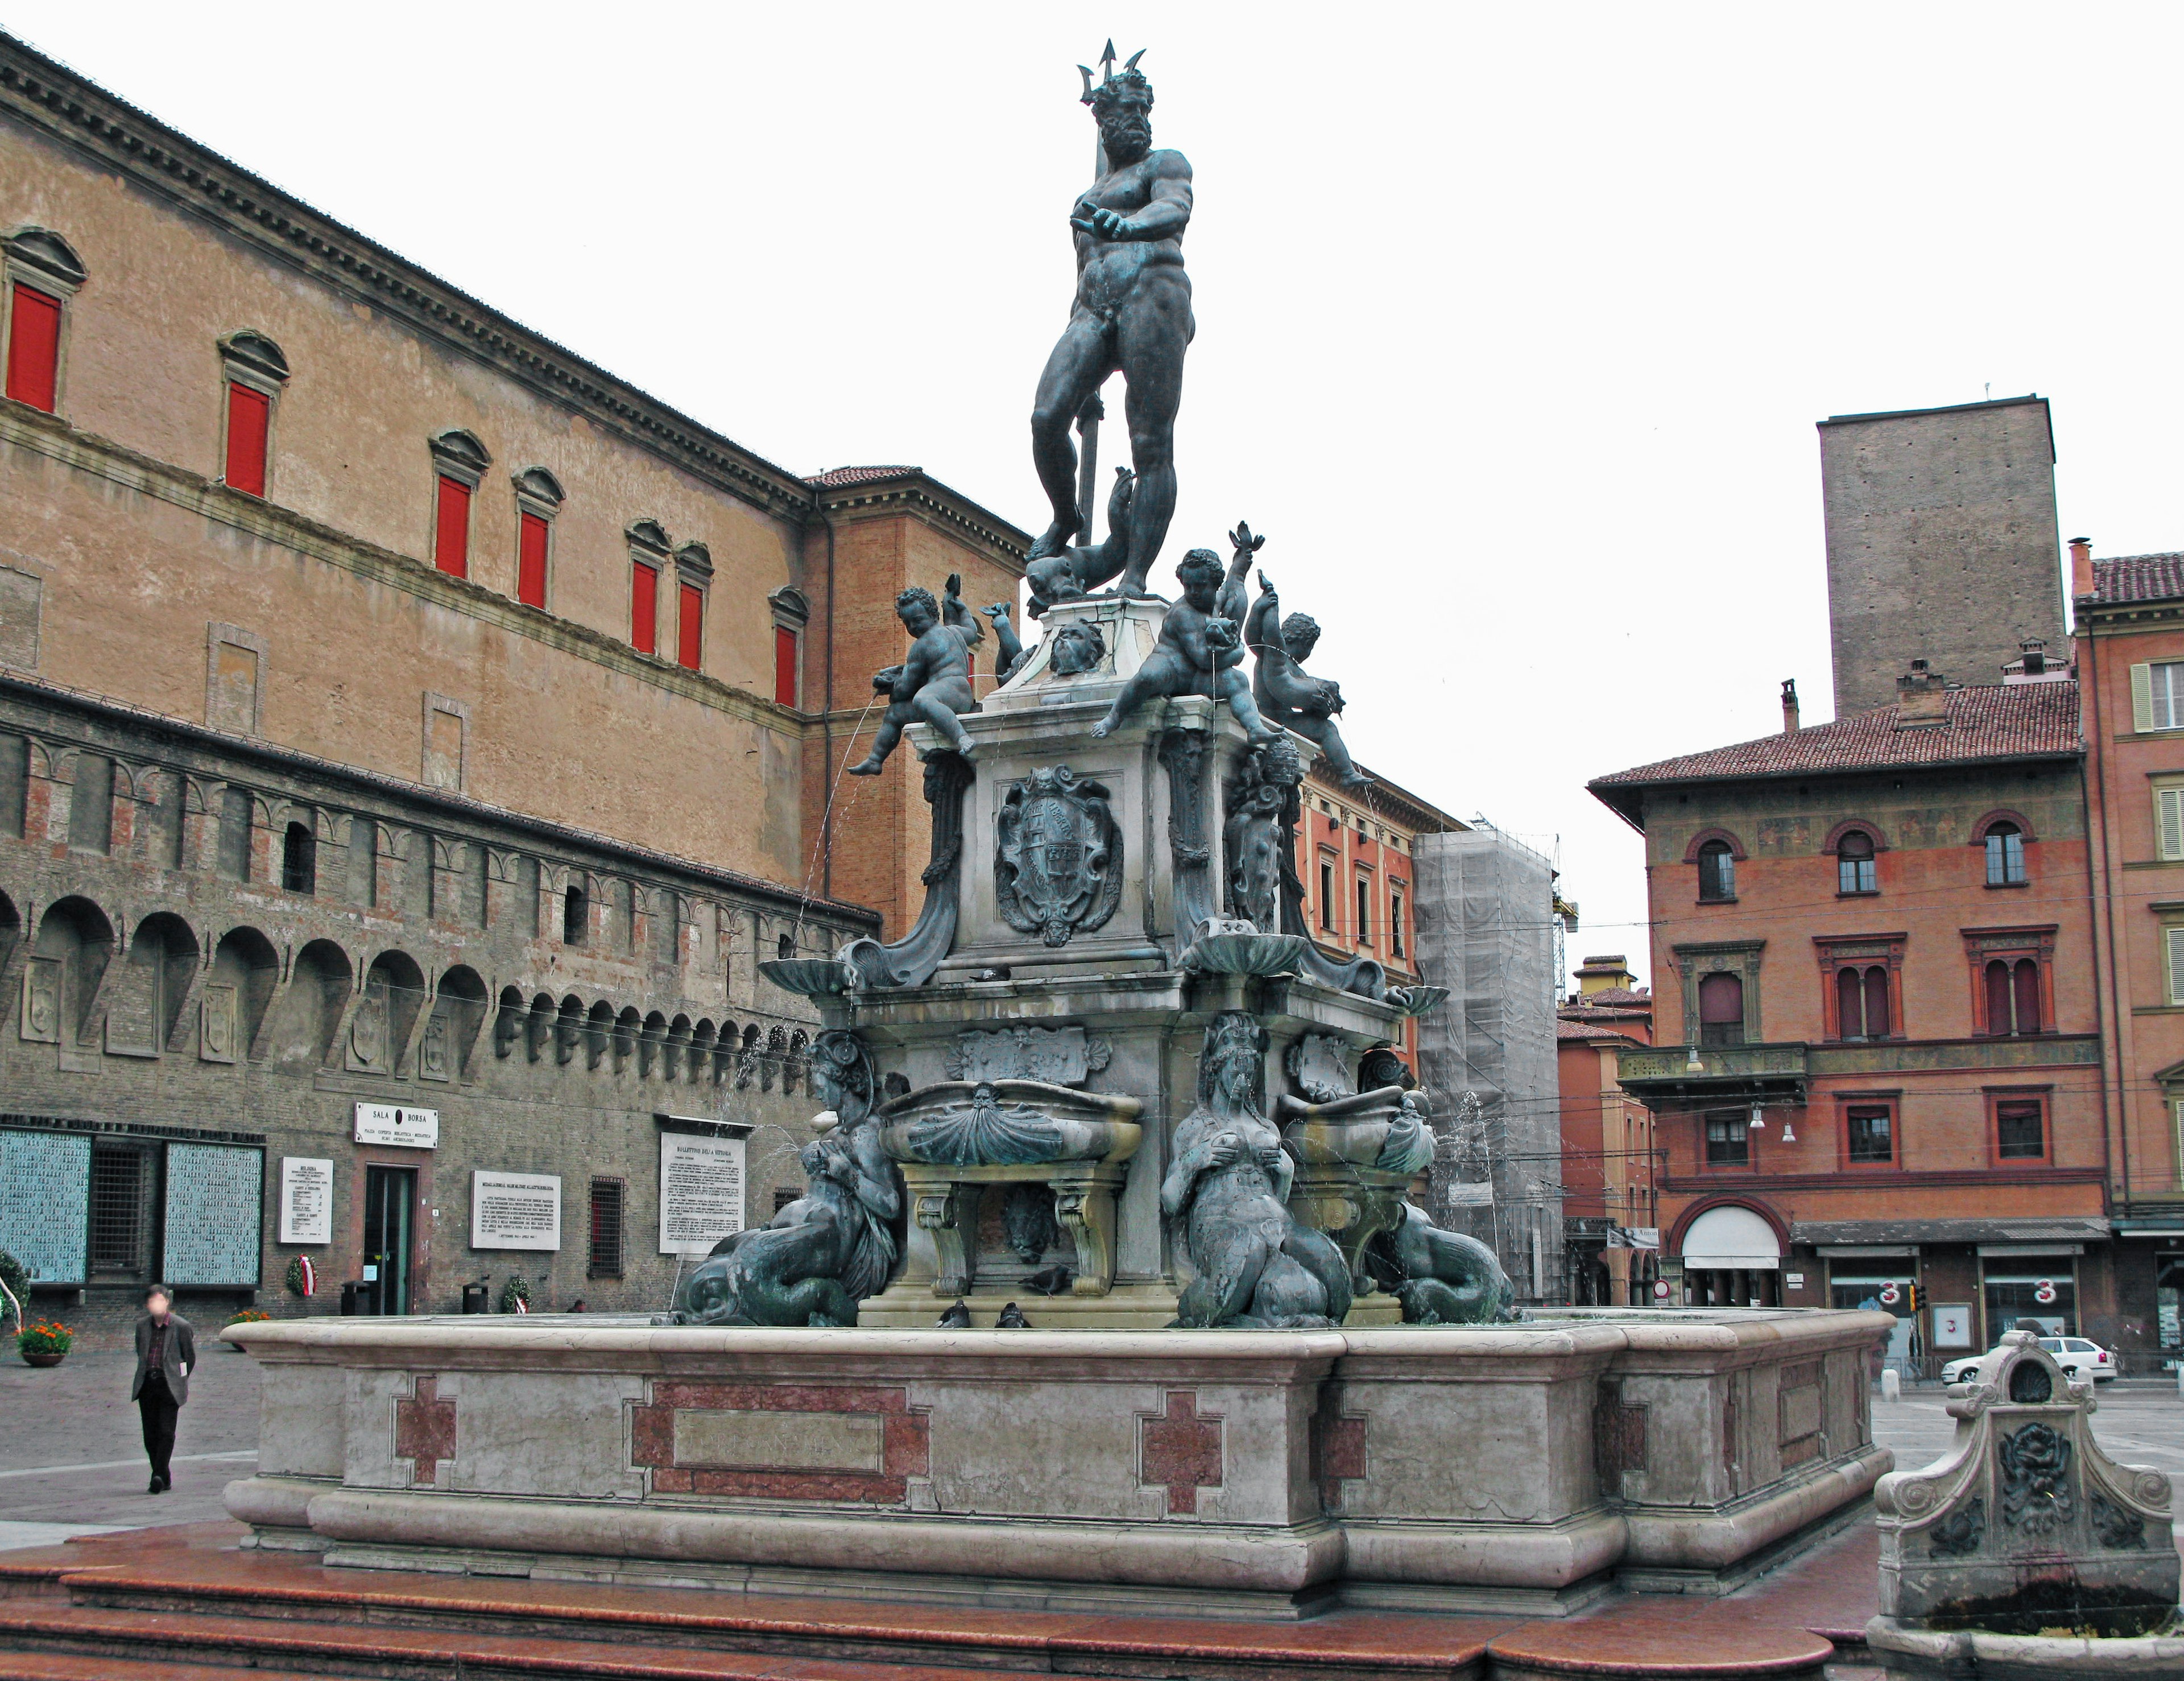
[0, 1346, 261, 1538]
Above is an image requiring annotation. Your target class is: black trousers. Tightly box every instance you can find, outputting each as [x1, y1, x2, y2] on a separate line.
[138, 1370, 179, 1483]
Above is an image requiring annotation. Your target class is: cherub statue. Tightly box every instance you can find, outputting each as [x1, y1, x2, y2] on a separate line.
[848, 577, 982, 775]
[1162, 1011, 1353, 1329]
[1091, 527, 1281, 741]
[1023, 466, 1137, 617]
[1245, 568, 1366, 788]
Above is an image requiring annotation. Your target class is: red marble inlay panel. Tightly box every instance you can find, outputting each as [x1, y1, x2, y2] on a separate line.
[630, 1381, 929, 1505]
[394, 1376, 457, 1488]
[1310, 1389, 1368, 1513]
[1140, 1389, 1223, 1517]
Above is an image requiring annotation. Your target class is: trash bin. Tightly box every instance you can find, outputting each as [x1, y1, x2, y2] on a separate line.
[462, 1283, 489, 1315]
[340, 1280, 379, 1316]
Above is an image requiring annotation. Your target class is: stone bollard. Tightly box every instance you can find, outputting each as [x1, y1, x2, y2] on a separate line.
[1881, 1367, 1901, 1402]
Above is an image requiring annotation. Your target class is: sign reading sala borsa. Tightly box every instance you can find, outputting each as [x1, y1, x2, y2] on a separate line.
[353, 1102, 439, 1149]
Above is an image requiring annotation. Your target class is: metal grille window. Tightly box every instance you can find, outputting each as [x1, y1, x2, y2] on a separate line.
[89, 1143, 146, 1273]
[1984, 823, 2027, 886]
[1836, 831, 1877, 894]
[1703, 1112, 1749, 1167]
[588, 1178, 624, 1277]
[1846, 1106, 1893, 1163]
[2154, 661, 2184, 730]
[1995, 1100, 2045, 1160]
[1697, 840, 1736, 901]
[281, 821, 315, 894]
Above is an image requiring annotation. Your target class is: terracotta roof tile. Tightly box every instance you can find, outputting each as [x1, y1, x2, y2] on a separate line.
[1590, 683, 2079, 807]
[1557, 1018, 1637, 1042]
[1583, 987, 1651, 1007]
[2092, 553, 2184, 605]
[807, 465, 921, 489]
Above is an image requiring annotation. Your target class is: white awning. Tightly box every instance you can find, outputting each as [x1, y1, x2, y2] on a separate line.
[1680, 1205, 1782, 1270]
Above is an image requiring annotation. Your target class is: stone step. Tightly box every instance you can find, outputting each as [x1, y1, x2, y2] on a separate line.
[0, 1650, 330, 1681]
[59, 1545, 1503, 1681]
[0, 1603, 1052, 1681]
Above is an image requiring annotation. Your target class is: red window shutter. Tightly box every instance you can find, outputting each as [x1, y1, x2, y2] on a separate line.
[774, 626, 799, 707]
[1863, 967, 1891, 1038]
[224, 382, 270, 497]
[517, 512, 549, 608]
[630, 560, 658, 654]
[1835, 966, 1861, 1038]
[6, 283, 63, 412]
[433, 476, 471, 578]
[1985, 960, 2012, 1036]
[2013, 959, 2041, 1034]
[677, 581, 703, 671]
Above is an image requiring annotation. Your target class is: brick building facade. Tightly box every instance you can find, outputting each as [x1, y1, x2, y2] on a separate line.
[0, 33, 1013, 1339]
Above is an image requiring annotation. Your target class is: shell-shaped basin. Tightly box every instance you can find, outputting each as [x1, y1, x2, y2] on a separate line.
[875, 1079, 1144, 1167]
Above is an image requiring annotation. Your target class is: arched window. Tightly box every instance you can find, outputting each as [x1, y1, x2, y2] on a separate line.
[1985, 957, 2042, 1035]
[1698, 972, 1744, 1046]
[562, 883, 588, 946]
[1835, 964, 1891, 1040]
[1837, 830, 1877, 894]
[1984, 821, 2027, 886]
[280, 821, 315, 895]
[1697, 840, 1736, 902]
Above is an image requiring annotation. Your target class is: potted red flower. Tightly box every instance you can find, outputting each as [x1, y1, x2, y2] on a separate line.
[17, 1320, 74, 1368]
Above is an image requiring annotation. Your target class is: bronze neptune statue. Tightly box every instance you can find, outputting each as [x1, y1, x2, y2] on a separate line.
[1028, 52, 1192, 592]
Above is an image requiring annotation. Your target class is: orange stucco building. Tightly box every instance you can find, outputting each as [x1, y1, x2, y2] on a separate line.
[1591, 670, 2114, 1368]
[2076, 543, 2184, 1361]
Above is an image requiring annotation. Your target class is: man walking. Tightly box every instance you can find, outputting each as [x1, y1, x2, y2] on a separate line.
[131, 1284, 195, 1494]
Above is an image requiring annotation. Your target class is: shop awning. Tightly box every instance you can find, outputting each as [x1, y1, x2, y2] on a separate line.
[1680, 1205, 1782, 1270]
[1791, 1217, 2108, 1249]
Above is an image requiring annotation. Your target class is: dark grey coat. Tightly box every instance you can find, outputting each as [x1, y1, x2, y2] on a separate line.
[131, 1311, 196, 1405]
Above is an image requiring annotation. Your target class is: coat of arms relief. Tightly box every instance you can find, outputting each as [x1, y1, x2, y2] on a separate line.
[995, 764, 1123, 947]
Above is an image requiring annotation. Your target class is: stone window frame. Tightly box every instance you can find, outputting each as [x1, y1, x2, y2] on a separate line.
[204, 621, 267, 738]
[1832, 1087, 1902, 1171]
[2, 225, 88, 414]
[511, 467, 565, 612]
[421, 692, 470, 793]
[1318, 848, 1341, 934]
[1354, 864, 1374, 947]
[1672, 938, 1765, 1048]
[1684, 827, 1745, 904]
[214, 330, 290, 498]
[2158, 908, 2184, 1007]
[673, 542, 712, 673]
[1961, 924, 2057, 1039]
[1821, 819, 1887, 898]
[1813, 931, 1906, 1043]
[1969, 808, 2036, 890]
[427, 428, 492, 575]
[1983, 1083, 2053, 1168]
[769, 587, 810, 709]
[626, 521, 671, 658]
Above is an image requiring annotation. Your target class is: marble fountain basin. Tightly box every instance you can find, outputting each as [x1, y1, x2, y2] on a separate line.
[221, 1308, 1895, 1619]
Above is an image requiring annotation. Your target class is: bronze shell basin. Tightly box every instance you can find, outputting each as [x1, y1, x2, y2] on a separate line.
[875, 1079, 1144, 1168]
[1177, 931, 1316, 976]
[757, 957, 851, 997]
[1273, 1086, 1432, 1172]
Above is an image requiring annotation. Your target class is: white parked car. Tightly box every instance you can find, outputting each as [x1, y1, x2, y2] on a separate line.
[1941, 1336, 2116, 1386]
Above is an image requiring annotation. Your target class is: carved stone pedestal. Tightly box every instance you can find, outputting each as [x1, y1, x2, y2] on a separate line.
[895, 1159, 1132, 1299]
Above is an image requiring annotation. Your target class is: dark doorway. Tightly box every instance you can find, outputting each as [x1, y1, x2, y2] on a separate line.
[362, 1164, 415, 1315]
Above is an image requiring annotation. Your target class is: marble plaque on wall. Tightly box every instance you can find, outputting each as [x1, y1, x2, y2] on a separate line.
[471, 1171, 561, 1252]
[0, 1129, 89, 1283]
[162, 1143, 264, 1287]
[279, 1157, 333, 1245]
[659, 1133, 744, 1255]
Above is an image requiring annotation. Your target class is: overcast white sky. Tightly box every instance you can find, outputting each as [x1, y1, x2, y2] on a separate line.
[15, 4, 2184, 988]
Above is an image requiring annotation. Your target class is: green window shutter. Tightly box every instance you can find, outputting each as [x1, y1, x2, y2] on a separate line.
[2163, 788, 2184, 861]
[2132, 663, 2156, 732]
[2167, 927, 2184, 1005]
